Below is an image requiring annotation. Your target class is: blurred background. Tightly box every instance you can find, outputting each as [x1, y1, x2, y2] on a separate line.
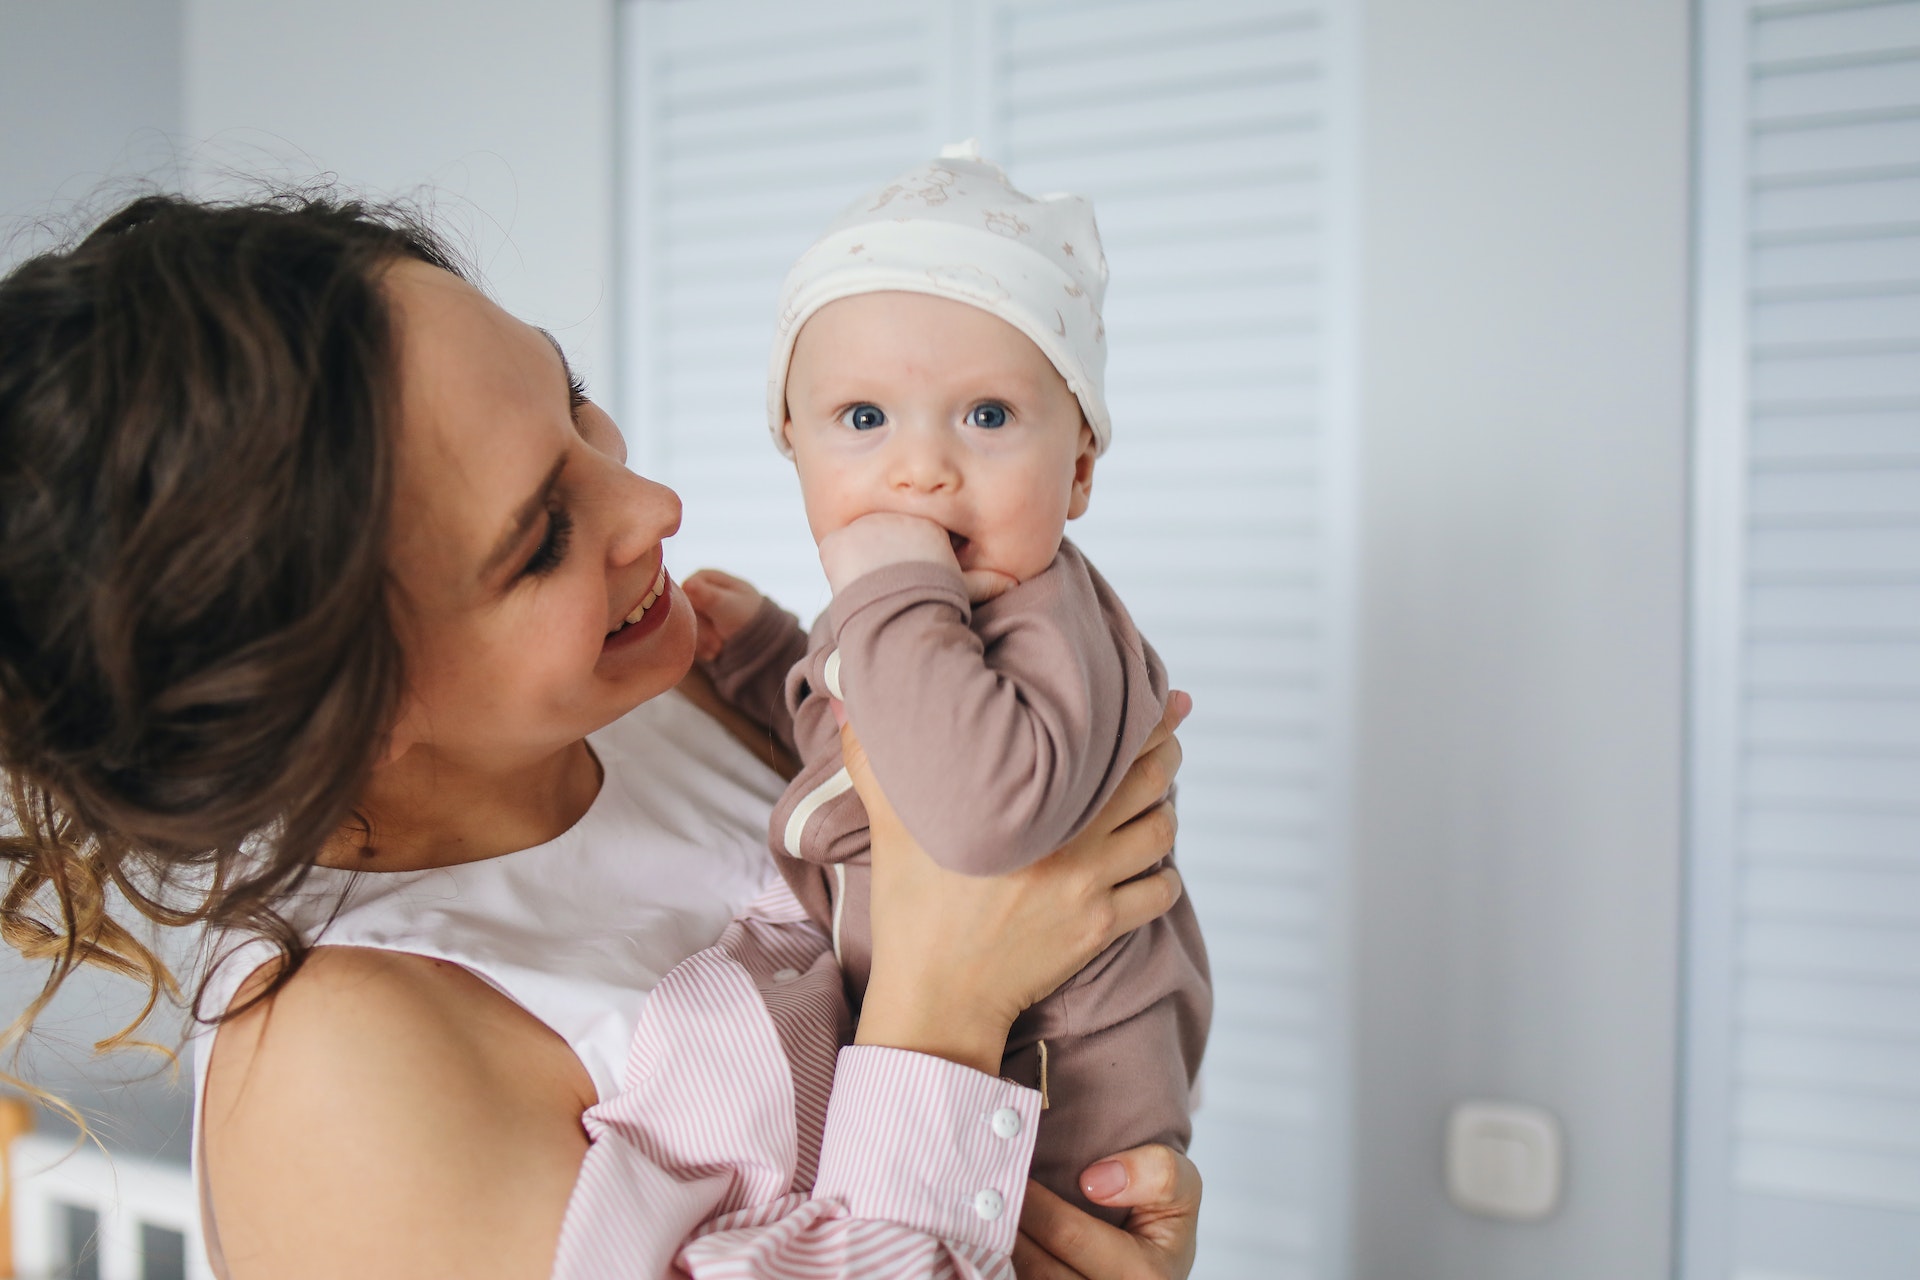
[1, 1, 1915, 1278]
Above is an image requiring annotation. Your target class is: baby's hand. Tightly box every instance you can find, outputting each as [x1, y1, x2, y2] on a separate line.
[681, 569, 765, 663]
[818, 512, 958, 595]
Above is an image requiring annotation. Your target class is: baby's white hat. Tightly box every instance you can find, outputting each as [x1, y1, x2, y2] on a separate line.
[767, 140, 1112, 456]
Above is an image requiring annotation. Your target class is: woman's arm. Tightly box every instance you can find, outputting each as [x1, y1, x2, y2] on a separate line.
[207, 970, 1201, 1280]
[556, 698, 1195, 1280]
[201, 947, 598, 1280]
[205, 701, 1191, 1279]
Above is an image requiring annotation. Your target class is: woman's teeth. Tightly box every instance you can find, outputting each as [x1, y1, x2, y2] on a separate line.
[617, 563, 669, 630]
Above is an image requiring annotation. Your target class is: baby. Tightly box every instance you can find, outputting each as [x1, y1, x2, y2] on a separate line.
[682, 142, 1210, 1223]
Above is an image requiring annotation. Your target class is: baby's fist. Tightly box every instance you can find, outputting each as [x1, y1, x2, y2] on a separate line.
[818, 512, 958, 594]
[681, 568, 765, 663]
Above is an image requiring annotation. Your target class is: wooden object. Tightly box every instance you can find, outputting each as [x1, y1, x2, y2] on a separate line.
[0, 1097, 32, 1280]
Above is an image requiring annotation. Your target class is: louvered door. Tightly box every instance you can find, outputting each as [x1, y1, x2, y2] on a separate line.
[1683, 2, 1920, 1277]
[619, 2, 1355, 1276]
[975, 5, 1353, 1279]
[619, 0, 945, 611]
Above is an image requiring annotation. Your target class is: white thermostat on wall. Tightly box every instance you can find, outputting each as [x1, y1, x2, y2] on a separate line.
[1445, 1100, 1564, 1222]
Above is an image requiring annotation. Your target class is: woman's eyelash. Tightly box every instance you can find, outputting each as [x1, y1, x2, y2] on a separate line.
[568, 373, 589, 413]
[520, 506, 573, 579]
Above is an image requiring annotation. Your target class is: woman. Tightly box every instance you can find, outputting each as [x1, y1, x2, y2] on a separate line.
[0, 193, 1200, 1278]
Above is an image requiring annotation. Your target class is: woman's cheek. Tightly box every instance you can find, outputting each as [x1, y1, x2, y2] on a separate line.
[512, 580, 608, 660]
[662, 588, 699, 656]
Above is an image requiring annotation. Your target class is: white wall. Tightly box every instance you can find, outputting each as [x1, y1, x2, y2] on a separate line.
[0, 0, 182, 260]
[183, 0, 619, 394]
[0, 0, 193, 1164]
[4, 6, 1701, 1274]
[1350, 2, 1692, 1277]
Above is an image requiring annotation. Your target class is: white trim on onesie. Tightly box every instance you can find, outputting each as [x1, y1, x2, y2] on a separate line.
[783, 765, 854, 859]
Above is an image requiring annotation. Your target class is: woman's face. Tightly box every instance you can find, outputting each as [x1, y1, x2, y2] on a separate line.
[380, 260, 693, 769]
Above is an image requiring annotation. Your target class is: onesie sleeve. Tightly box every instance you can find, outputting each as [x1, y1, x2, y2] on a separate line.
[825, 550, 1167, 875]
[700, 595, 811, 756]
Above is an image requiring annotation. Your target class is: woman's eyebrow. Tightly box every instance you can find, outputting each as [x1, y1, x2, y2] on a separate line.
[536, 326, 582, 418]
[481, 453, 567, 580]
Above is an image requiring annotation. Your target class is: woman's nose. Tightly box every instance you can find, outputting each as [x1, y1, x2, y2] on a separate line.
[606, 470, 682, 565]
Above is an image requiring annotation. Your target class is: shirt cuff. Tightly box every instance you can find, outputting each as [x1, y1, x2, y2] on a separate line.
[813, 1044, 1042, 1256]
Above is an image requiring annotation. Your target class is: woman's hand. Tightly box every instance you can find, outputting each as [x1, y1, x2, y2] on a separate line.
[1014, 1145, 1202, 1280]
[848, 692, 1191, 1075]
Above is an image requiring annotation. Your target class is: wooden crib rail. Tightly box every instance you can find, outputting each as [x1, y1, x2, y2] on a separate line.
[0, 1096, 33, 1280]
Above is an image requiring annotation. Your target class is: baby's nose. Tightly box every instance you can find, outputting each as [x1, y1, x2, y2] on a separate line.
[889, 433, 961, 493]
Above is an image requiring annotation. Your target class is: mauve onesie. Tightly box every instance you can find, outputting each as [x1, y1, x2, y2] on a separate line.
[702, 537, 1211, 1224]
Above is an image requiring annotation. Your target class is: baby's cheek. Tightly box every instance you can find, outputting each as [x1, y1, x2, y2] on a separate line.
[817, 495, 894, 545]
[796, 472, 863, 541]
[996, 506, 1072, 580]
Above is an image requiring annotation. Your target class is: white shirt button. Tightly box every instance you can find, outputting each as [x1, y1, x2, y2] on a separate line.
[989, 1107, 1022, 1140]
[972, 1188, 1005, 1221]
[771, 967, 801, 983]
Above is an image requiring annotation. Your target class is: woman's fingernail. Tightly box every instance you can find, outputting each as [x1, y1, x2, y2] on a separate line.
[1082, 1160, 1128, 1200]
[829, 698, 847, 728]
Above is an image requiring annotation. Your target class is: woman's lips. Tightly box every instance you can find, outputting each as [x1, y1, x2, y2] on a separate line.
[603, 564, 672, 651]
[619, 561, 668, 628]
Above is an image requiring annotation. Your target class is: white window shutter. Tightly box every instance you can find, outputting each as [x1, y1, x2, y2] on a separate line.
[621, 4, 1355, 1276]
[1685, 3, 1920, 1278]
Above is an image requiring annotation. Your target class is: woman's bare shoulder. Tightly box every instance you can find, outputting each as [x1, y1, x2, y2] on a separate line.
[202, 946, 593, 1279]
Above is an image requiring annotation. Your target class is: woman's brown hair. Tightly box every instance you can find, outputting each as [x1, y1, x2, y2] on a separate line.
[0, 191, 465, 1108]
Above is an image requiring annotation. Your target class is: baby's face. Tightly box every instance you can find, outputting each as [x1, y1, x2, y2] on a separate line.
[783, 291, 1095, 586]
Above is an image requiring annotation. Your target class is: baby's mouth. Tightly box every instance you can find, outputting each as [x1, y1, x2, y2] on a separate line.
[948, 530, 970, 558]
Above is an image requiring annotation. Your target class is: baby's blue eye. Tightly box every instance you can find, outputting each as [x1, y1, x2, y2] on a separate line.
[968, 402, 1009, 429]
[843, 404, 886, 431]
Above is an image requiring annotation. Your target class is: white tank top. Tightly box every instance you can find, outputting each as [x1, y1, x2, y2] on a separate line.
[189, 690, 786, 1269]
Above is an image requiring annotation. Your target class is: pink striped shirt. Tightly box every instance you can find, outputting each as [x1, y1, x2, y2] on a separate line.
[553, 880, 1044, 1279]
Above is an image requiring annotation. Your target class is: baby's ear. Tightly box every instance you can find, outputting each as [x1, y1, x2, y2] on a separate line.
[1067, 422, 1097, 520]
[780, 415, 797, 453]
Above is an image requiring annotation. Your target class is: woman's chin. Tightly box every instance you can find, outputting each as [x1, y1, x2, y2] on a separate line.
[596, 585, 698, 702]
